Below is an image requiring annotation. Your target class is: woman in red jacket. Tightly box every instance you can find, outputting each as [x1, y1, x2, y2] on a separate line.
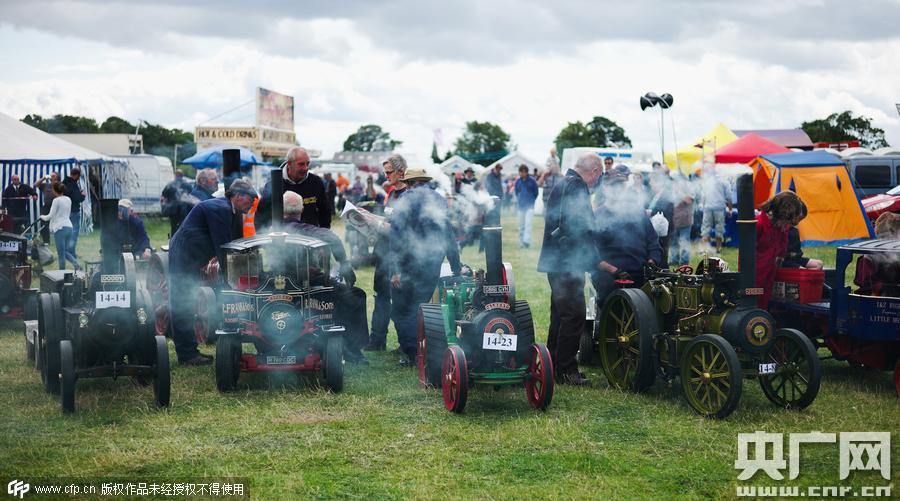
[756, 191, 805, 308]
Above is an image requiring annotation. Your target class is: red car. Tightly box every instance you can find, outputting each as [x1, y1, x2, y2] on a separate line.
[863, 184, 900, 221]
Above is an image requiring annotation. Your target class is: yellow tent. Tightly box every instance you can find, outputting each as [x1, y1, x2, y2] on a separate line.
[664, 123, 738, 173]
[749, 151, 874, 244]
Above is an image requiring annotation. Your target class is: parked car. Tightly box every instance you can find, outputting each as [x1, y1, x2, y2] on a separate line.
[862, 184, 900, 221]
[844, 156, 900, 198]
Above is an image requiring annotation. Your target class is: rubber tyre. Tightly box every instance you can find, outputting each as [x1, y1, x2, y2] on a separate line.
[525, 343, 554, 411]
[324, 335, 344, 393]
[512, 300, 536, 366]
[417, 304, 446, 388]
[441, 346, 469, 414]
[60, 339, 75, 414]
[577, 320, 595, 366]
[598, 289, 658, 392]
[680, 334, 742, 419]
[215, 336, 241, 392]
[147, 251, 170, 337]
[759, 328, 822, 410]
[39, 293, 62, 395]
[154, 336, 171, 407]
[194, 286, 218, 345]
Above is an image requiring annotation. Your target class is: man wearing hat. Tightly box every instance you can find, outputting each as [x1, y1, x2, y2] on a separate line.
[167, 179, 257, 365]
[388, 167, 462, 365]
[460, 167, 477, 187]
[116, 199, 152, 259]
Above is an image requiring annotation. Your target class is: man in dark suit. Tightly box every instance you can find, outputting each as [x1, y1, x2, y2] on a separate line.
[2, 174, 37, 233]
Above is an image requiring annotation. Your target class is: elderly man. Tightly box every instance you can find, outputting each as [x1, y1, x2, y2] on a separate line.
[34, 172, 60, 241]
[116, 199, 152, 259]
[168, 179, 257, 365]
[2, 174, 38, 233]
[365, 155, 409, 351]
[389, 167, 462, 365]
[191, 168, 219, 202]
[537, 154, 603, 386]
[256, 147, 330, 232]
[282, 191, 368, 364]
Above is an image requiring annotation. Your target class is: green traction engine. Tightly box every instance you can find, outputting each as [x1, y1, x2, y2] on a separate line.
[582, 174, 822, 419]
[416, 205, 553, 414]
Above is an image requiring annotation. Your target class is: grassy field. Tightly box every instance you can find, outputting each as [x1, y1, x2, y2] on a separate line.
[1, 213, 896, 499]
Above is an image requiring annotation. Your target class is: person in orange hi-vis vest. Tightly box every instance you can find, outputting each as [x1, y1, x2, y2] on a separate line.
[243, 196, 259, 237]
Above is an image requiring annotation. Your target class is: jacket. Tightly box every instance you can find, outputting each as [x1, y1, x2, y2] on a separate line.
[285, 218, 348, 263]
[63, 176, 85, 213]
[388, 185, 461, 281]
[755, 211, 789, 308]
[594, 206, 663, 273]
[514, 176, 538, 210]
[168, 197, 242, 273]
[537, 170, 598, 273]
[2, 182, 36, 217]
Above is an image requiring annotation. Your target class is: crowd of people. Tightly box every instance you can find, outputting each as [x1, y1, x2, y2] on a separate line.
[4, 146, 867, 386]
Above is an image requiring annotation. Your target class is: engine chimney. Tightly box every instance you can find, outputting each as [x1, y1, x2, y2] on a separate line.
[736, 174, 757, 307]
[222, 149, 241, 190]
[99, 198, 121, 274]
[483, 196, 503, 286]
[270, 168, 284, 231]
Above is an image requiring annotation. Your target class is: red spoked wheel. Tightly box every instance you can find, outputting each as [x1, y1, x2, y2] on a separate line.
[441, 346, 468, 414]
[675, 265, 694, 275]
[147, 252, 170, 337]
[194, 286, 217, 345]
[525, 343, 554, 410]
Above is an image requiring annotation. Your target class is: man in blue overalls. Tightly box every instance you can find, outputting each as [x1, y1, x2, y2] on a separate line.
[167, 179, 257, 365]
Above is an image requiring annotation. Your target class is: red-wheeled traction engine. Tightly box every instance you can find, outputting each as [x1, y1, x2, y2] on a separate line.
[213, 168, 347, 392]
[416, 202, 553, 413]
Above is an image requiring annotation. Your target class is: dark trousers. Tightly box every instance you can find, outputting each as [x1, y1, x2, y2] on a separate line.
[370, 265, 392, 346]
[334, 285, 369, 354]
[391, 274, 439, 359]
[39, 204, 51, 242]
[169, 269, 201, 362]
[547, 272, 585, 376]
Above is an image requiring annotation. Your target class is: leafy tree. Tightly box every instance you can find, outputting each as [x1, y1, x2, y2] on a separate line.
[23, 114, 99, 133]
[554, 115, 631, 153]
[99, 116, 134, 134]
[342, 124, 402, 152]
[453, 121, 511, 166]
[801, 111, 889, 148]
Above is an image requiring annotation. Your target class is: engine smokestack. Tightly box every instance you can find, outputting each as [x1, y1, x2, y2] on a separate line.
[736, 174, 757, 307]
[99, 198, 120, 274]
[483, 195, 502, 286]
[222, 149, 241, 190]
[270, 168, 284, 231]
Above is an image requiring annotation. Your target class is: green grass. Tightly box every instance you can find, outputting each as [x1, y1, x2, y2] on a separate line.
[1, 213, 897, 499]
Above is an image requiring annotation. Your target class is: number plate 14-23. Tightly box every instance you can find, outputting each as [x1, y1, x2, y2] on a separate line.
[482, 332, 517, 351]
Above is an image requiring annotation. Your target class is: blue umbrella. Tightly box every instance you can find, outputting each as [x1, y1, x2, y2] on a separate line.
[181, 144, 271, 168]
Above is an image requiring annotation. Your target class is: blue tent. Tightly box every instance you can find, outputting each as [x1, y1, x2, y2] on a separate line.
[182, 145, 270, 168]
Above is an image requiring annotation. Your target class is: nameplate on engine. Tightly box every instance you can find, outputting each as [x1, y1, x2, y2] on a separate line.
[100, 274, 126, 284]
[483, 285, 510, 295]
[484, 302, 510, 310]
[0, 241, 20, 252]
[96, 291, 130, 309]
[744, 288, 764, 296]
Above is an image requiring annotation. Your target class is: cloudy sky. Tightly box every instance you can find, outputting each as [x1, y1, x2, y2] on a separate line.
[2, 0, 899, 164]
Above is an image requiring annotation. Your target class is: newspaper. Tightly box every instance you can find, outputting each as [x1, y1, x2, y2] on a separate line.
[340, 200, 386, 239]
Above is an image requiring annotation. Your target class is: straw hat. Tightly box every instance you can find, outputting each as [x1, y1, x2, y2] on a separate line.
[400, 168, 432, 183]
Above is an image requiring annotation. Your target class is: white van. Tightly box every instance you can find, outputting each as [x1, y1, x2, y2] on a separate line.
[560, 147, 656, 174]
[115, 155, 175, 214]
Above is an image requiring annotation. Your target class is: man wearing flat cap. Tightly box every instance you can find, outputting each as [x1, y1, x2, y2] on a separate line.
[116, 199, 152, 259]
[388, 168, 462, 365]
[167, 179, 258, 365]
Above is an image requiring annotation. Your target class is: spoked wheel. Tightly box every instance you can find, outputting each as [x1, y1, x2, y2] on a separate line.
[194, 286, 218, 345]
[598, 289, 658, 392]
[525, 343, 554, 410]
[417, 304, 446, 388]
[323, 335, 344, 393]
[215, 336, 241, 392]
[680, 334, 742, 419]
[441, 346, 469, 414]
[39, 293, 62, 395]
[154, 336, 171, 407]
[759, 328, 822, 410]
[147, 252, 170, 337]
[60, 339, 75, 413]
